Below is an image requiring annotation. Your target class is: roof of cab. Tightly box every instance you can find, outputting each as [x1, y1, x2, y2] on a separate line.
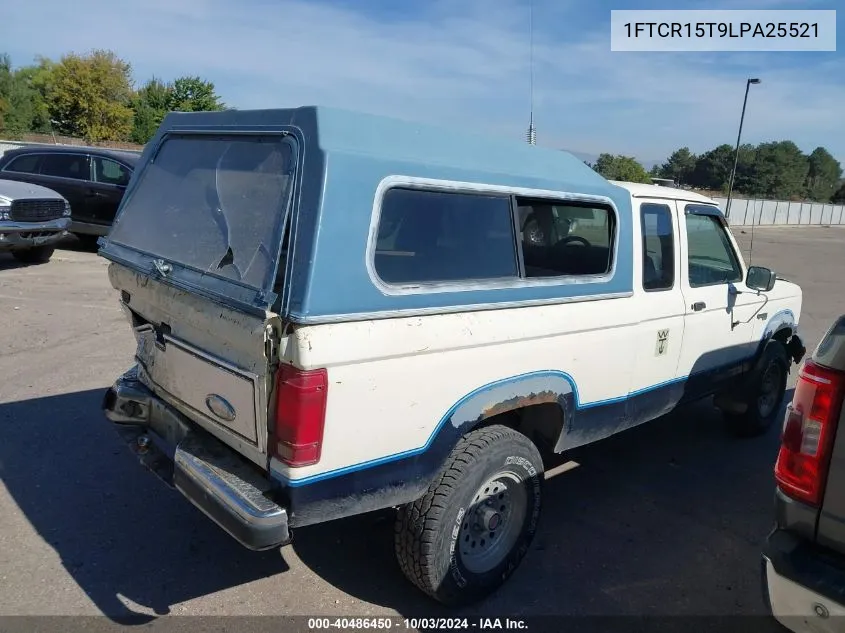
[610, 180, 720, 206]
[155, 105, 621, 199]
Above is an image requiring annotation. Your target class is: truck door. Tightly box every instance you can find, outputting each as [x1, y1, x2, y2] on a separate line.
[676, 203, 764, 399]
[626, 199, 687, 422]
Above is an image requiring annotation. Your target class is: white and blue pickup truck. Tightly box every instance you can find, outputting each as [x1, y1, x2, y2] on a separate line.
[99, 106, 806, 606]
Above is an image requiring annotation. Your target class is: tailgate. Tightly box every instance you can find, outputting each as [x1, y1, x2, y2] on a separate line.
[816, 316, 845, 554]
[109, 262, 280, 468]
[98, 128, 297, 468]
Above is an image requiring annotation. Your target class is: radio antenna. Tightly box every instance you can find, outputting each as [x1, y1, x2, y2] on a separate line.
[526, 0, 536, 145]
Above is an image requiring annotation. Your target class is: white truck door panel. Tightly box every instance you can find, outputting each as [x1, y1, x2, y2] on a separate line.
[629, 199, 686, 397]
[677, 204, 765, 383]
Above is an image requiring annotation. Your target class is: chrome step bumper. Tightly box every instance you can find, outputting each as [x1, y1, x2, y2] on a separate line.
[102, 367, 290, 551]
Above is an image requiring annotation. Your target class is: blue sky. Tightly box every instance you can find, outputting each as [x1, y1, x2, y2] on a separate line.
[4, 0, 843, 167]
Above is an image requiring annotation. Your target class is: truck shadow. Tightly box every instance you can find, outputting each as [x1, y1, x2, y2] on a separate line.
[0, 388, 288, 622]
[292, 389, 794, 623]
[0, 385, 793, 625]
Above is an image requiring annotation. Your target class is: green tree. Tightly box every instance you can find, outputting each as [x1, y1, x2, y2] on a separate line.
[168, 76, 225, 112]
[129, 77, 170, 144]
[688, 144, 753, 193]
[592, 153, 651, 183]
[731, 144, 760, 196]
[749, 141, 809, 199]
[805, 147, 842, 202]
[832, 181, 845, 205]
[47, 49, 134, 142]
[14, 56, 56, 133]
[0, 54, 50, 135]
[658, 147, 697, 186]
[689, 144, 732, 190]
[129, 75, 226, 144]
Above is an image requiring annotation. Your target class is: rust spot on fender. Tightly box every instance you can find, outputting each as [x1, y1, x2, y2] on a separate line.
[480, 390, 560, 419]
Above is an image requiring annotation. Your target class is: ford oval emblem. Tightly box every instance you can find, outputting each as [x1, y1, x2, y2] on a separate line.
[205, 394, 236, 422]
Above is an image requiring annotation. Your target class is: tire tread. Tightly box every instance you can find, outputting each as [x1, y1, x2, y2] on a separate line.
[394, 424, 533, 600]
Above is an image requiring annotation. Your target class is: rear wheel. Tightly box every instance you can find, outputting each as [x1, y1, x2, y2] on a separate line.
[394, 424, 543, 606]
[724, 341, 789, 437]
[12, 245, 55, 264]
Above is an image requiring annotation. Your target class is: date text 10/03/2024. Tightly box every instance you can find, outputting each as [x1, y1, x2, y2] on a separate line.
[623, 21, 819, 39]
[306, 618, 529, 630]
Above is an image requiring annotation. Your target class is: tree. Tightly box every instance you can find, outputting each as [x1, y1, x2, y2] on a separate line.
[832, 181, 845, 205]
[129, 77, 170, 144]
[731, 143, 761, 196]
[128, 74, 226, 144]
[750, 141, 809, 200]
[658, 147, 697, 186]
[689, 144, 732, 191]
[168, 76, 225, 112]
[47, 49, 134, 142]
[592, 153, 651, 183]
[0, 54, 51, 135]
[805, 147, 842, 202]
[14, 56, 56, 133]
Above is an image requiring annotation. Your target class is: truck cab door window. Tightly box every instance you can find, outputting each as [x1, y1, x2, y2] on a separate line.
[640, 203, 674, 291]
[685, 213, 743, 287]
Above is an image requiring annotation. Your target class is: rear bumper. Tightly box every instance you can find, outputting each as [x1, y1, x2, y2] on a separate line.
[102, 367, 291, 551]
[763, 528, 845, 633]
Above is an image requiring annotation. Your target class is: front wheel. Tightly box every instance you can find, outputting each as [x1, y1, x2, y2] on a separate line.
[724, 341, 789, 437]
[12, 245, 55, 264]
[394, 424, 544, 606]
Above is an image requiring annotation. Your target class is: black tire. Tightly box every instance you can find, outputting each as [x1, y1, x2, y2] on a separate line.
[394, 424, 544, 606]
[74, 233, 100, 250]
[12, 245, 55, 264]
[724, 341, 789, 437]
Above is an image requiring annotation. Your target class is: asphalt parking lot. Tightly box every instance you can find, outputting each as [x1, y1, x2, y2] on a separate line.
[0, 226, 843, 626]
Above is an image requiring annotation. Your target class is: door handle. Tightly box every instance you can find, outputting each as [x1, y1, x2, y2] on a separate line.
[692, 301, 706, 312]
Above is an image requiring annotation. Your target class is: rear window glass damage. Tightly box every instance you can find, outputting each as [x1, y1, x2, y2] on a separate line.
[107, 134, 295, 292]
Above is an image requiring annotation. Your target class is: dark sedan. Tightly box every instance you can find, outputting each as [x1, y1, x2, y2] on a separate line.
[0, 145, 139, 244]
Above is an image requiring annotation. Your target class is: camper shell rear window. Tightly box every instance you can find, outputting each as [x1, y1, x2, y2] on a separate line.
[107, 133, 296, 295]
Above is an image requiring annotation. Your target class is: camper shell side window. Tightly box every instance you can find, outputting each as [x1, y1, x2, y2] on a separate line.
[371, 182, 619, 293]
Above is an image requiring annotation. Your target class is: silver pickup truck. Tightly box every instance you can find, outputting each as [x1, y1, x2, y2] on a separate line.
[764, 314, 845, 632]
[0, 179, 71, 264]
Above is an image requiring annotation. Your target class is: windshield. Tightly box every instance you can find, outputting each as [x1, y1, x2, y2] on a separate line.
[107, 133, 295, 293]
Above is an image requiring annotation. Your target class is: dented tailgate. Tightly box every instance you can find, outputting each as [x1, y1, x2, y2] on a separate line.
[98, 129, 298, 467]
[107, 262, 280, 468]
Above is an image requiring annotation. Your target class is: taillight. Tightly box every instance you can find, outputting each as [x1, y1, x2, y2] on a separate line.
[774, 360, 845, 506]
[273, 364, 328, 467]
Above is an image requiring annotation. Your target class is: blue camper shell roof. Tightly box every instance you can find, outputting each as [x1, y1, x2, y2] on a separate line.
[109, 105, 634, 323]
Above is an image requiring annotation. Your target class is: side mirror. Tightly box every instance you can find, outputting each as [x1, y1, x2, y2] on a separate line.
[746, 265, 776, 292]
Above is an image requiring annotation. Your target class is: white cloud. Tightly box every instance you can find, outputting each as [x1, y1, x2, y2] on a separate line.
[4, 0, 843, 164]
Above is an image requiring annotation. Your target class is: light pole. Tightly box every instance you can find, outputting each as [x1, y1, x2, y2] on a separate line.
[725, 77, 760, 219]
